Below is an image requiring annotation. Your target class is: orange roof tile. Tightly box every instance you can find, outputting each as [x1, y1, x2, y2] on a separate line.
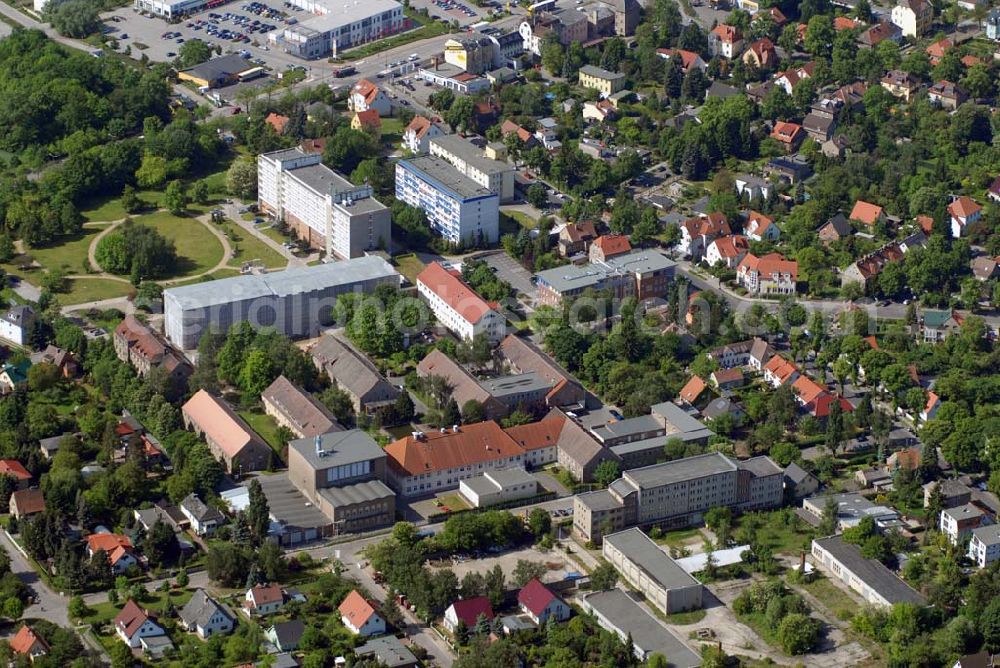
[792, 376, 826, 405]
[86, 533, 132, 553]
[504, 412, 565, 451]
[849, 200, 884, 225]
[711, 235, 749, 258]
[593, 234, 632, 257]
[0, 459, 31, 481]
[265, 112, 288, 134]
[10, 625, 47, 656]
[711, 24, 741, 43]
[417, 262, 499, 326]
[354, 109, 381, 127]
[746, 211, 774, 237]
[949, 196, 982, 219]
[770, 121, 802, 144]
[738, 252, 798, 281]
[679, 375, 708, 404]
[915, 215, 934, 234]
[181, 390, 262, 460]
[385, 421, 524, 477]
[834, 16, 859, 30]
[339, 590, 378, 629]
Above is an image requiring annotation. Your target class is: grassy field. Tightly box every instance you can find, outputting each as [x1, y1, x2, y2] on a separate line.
[59, 278, 133, 305]
[798, 575, 859, 621]
[339, 11, 450, 58]
[240, 410, 286, 460]
[663, 608, 707, 625]
[131, 212, 225, 278]
[436, 493, 470, 512]
[80, 190, 167, 223]
[653, 527, 704, 550]
[217, 221, 287, 269]
[736, 509, 814, 556]
[503, 210, 538, 230]
[393, 253, 425, 283]
[381, 117, 405, 146]
[81, 587, 194, 628]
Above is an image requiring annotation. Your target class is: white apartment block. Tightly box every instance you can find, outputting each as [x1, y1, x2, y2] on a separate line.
[268, 0, 405, 59]
[416, 262, 506, 343]
[395, 156, 499, 246]
[258, 148, 391, 259]
[940, 504, 987, 545]
[968, 525, 1000, 568]
[429, 135, 515, 203]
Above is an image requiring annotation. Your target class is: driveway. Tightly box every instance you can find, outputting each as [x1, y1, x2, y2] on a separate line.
[0, 531, 70, 628]
[481, 252, 536, 301]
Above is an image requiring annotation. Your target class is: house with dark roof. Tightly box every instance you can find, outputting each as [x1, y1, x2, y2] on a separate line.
[0, 305, 34, 346]
[30, 345, 78, 378]
[443, 596, 494, 633]
[499, 335, 587, 409]
[416, 349, 507, 420]
[818, 213, 852, 244]
[10, 488, 45, 520]
[262, 374, 341, 439]
[113, 315, 190, 382]
[812, 536, 926, 607]
[310, 335, 400, 415]
[179, 589, 234, 640]
[266, 620, 306, 652]
[558, 221, 599, 257]
[783, 462, 819, 499]
[518, 578, 570, 624]
[356, 635, 420, 668]
[179, 494, 225, 536]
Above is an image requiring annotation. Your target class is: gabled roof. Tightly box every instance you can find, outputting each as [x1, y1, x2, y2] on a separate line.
[10, 488, 45, 515]
[385, 421, 524, 477]
[763, 355, 799, 383]
[448, 596, 494, 626]
[929, 80, 963, 99]
[247, 584, 284, 608]
[339, 590, 378, 629]
[352, 79, 382, 104]
[405, 115, 443, 142]
[592, 234, 632, 257]
[849, 200, 884, 225]
[504, 412, 564, 451]
[0, 459, 31, 482]
[517, 578, 558, 616]
[86, 533, 132, 553]
[561, 221, 598, 243]
[180, 589, 232, 630]
[792, 376, 826, 405]
[417, 262, 499, 326]
[834, 16, 859, 30]
[746, 211, 774, 237]
[738, 252, 798, 281]
[926, 38, 952, 59]
[416, 349, 494, 409]
[181, 390, 264, 460]
[265, 113, 289, 134]
[261, 374, 340, 438]
[679, 375, 709, 404]
[711, 23, 741, 43]
[180, 493, 225, 524]
[310, 335, 398, 404]
[114, 600, 155, 639]
[354, 109, 381, 127]
[10, 625, 47, 655]
[500, 120, 533, 143]
[655, 48, 704, 72]
[710, 235, 749, 258]
[949, 196, 982, 219]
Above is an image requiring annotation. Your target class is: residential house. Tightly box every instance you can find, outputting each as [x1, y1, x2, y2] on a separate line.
[770, 121, 804, 152]
[244, 584, 285, 616]
[765, 154, 813, 183]
[351, 109, 382, 137]
[774, 63, 814, 94]
[0, 361, 30, 393]
[710, 368, 745, 391]
[678, 375, 713, 408]
[182, 390, 272, 474]
[972, 256, 1000, 281]
[38, 434, 69, 460]
[589, 234, 632, 262]
[443, 596, 494, 634]
[850, 200, 886, 227]
[558, 221, 598, 257]
[86, 533, 139, 574]
[968, 525, 1000, 568]
[499, 120, 537, 147]
[577, 65, 626, 97]
[9, 488, 45, 520]
[29, 345, 78, 378]
[949, 196, 983, 238]
[0, 459, 32, 489]
[261, 374, 340, 439]
[841, 241, 907, 288]
[940, 503, 987, 545]
[922, 309, 963, 341]
[819, 213, 852, 244]
[920, 391, 941, 422]
[822, 134, 850, 159]
[784, 462, 820, 499]
[737, 253, 798, 295]
[113, 315, 190, 382]
[709, 24, 743, 59]
[582, 99, 618, 123]
[265, 112, 289, 134]
[745, 211, 779, 241]
[266, 621, 306, 652]
[926, 38, 952, 65]
[858, 21, 902, 48]
[517, 579, 570, 624]
[179, 589, 235, 640]
[679, 212, 731, 260]
[763, 354, 800, 387]
[734, 174, 772, 202]
[923, 479, 972, 509]
[10, 625, 48, 661]
[402, 115, 447, 154]
[0, 305, 34, 346]
[114, 600, 166, 649]
[834, 16, 860, 30]
[742, 38, 777, 70]
[928, 80, 966, 109]
[891, 0, 932, 37]
[339, 590, 386, 636]
[310, 335, 400, 415]
[655, 48, 707, 72]
[179, 494, 224, 536]
[417, 262, 506, 345]
[881, 70, 919, 101]
[356, 635, 421, 668]
[348, 79, 391, 115]
[803, 111, 836, 142]
[705, 235, 750, 268]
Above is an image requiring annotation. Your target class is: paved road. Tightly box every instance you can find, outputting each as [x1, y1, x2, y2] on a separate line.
[0, 531, 70, 628]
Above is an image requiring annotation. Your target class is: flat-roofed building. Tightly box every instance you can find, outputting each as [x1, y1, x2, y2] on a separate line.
[175, 54, 252, 87]
[258, 147, 391, 259]
[459, 468, 538, 507]
[573, 452, 783, 542]
[417, 262, 506, 344]
[603, 528, 703, 614]
[384, 421, 525, 497]
[610, 402, 713, 469]
[287, 430, 395, 533]
[534, 250, 676, 307]
[429, 135, 515, 202]
[395, 156, 499, 246]
[812, 535, 926, 607]
[968, 524, 1000, 568]
[261, 375, 341, 439]
[163, 258, 399, 350]
[267, 0, 405, 58]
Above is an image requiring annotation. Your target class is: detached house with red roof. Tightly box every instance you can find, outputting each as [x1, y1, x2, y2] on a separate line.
[351, 109, 382, 138]
[949, 196, 983, 238]
[742, 38, 777, 70]
[114, 599, 166, 649]
[339, 590, 386, 637]
[518, 578, 570, 624]
[265, 112, 289, 135]
[655, 48, 707, 72]
[679, 212, 731, 260]
[709, 24, 743, 59]
[417, 262, 506, 344]
[849, 200, 886, 227]
[774, 63, 814, 94]
[348, 79, 391, 116]
[770, 121, 804, 152]
[589, 234, 632, 262]
[443, 596, 494, 634]
[10, 625, 48, 661]
[10, 488, 45, 520]
[737, 253, 798, 295]
[678, 375, 713, 408]
[402, 115, 447, 154]
[705, 235, 750, 268]
[243, 584, 286, 616]
[182, 390, 272, 474]
[763, 355, 800, 387]
[745, 211, 780, 242]
[0, 459, 32, 489]
[87, 533, 140, 574]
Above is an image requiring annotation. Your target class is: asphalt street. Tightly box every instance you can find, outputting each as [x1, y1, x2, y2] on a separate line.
[0, 531, 70, 629]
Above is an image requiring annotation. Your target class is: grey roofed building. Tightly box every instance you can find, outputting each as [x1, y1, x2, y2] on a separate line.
[575, 488, 622, 512]
[590, 414, 664, 445]
[180, 493, 224, 525]
[429, 134, 511, 177]
[626, 451, 738, 489]
[265, 654, 299, 668]
[812, 535, 926, 606]
[261, 374, 341, 438]
[288, 430, 386, 472]
[416, 349, 506, 419]
[267, 620, 305, 652]
[399, 156, 495, 200]
[706, 80, 740, 99]
[533, 250, 676, 297]
[553, 411, 620, 482]
[803, 491, 904, 531]
[738, 456, 784, 477]
[179, 589, 234, 635]
[652, 401, 713, 436]
[701, 397, 744, 422]
[355, 635, 420, 668]
[318, 479, 395, 508]
[479, 372, 552, 398]
[603, 528, 701, 591]
[784, 461, 819, 499]
[310, 335, 400, 413]
[579, 64, 626, 81]
[580, 589, 701, 666]
[179, 53, 249, 87]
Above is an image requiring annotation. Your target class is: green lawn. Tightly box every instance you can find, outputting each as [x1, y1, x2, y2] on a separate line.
[736, 509, 814, 556]
[652, 527, 704, 550]
[436, 493, 470, 512]
[339, 12, 450, 58]
[131, 212, 225, 278]
[59, 278, 132, 305]
[503, 210, 538, 230]
[798, 574, 859, 621]
[663, 608, 707, 625]
[80, 190, 166, 223]
[239, 410, 286, 459]
[81, 588, 194, 627]
[218, 221, 287, 269]
[1, 227, 104, 279]
[393, 254, 425, 283]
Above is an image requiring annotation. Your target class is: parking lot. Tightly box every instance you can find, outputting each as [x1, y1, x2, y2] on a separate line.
[406, 0, 491, 26]
[101, 1, 323, 71]
[481, 250, 537, 301]
[430, 544, 581, 583]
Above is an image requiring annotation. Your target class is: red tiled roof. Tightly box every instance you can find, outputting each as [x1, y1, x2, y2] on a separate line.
[738, 252, 798, 281]
[339, 590, 378, 629]
[353, 79, 382, 104]
[87, 533, 132, 553]
[504, 412, 565, 451]
[746, 38, 776, 65]
[834, 16, 859, 30]
[448, 596, 494, 626]
[711, 24, 741, 43]
[10, 625, 47, 656]
[500, 120, 533, 143]
[771, 121, 802, 144]
[114, 600, 153, 639]
[11, 489, 45, 515]
[792, 376, 826, 405]
[265, 113, 288, 134]
[711, 235, 749, 259]
[592, 234, 632, 257]
[711, 368, 744, 385]
[518, 578, 557, 616]
[949, 196, 982, 219]
[679, 375, 708, 404]
[182, 390, 261, 460]
[354, 109, 381, 127]
[809, 392, 853, 418]
[915, 215, 934, 234]
[0, 459, 31, 482]
[682, 213, 731, 239]
[562, 221, 597, 243]
[247, 584, 284, 608]
[767, 7, 787, 24]
[417, 262, 499, 326]
[961, 54, 982, 67]
[385, 421, 524, 477]
[115, 315, 167, 363]
[924, 391, 940, 414]
[849, 200, 884, 225]
[656, 48, 703, 71]
[746, 212, 774, 237]
[926, 39, 952, 59]
[763, 355, 798, 383]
